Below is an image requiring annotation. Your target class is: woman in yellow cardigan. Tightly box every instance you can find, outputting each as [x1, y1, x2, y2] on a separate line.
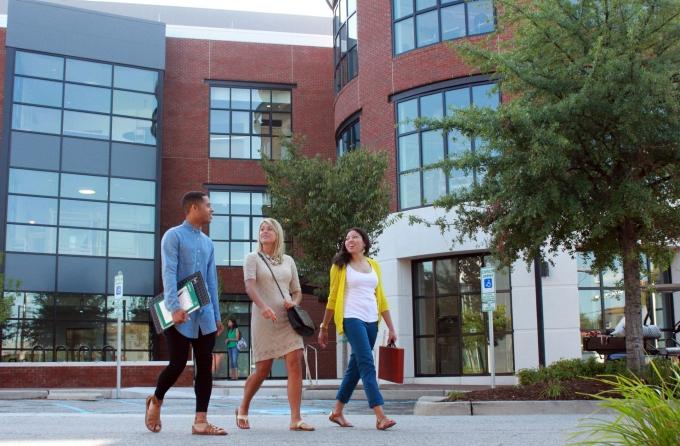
[318, 227, 397, 431]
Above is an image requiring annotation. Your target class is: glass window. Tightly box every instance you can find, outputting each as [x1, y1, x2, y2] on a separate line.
[108, 232, 154, 259]
[337, 119, 361, 156]
[13, 77, 62, 107]
[334, 0, 359, 92]
[109, 203, 155, 232]
[12, 104, 61, 135]
[63, 111, 110, 140]
[209, 86, 291, 159]
[15, 51, 63, 80]
[60, 174, 109, 201]
[113, 66, 158, 93]
[58, 227, 107, 256]
[112, 117, 155, 145]
[209, 190, 266, 266]
[110, 178, 155, 205]
[65, 59, 112, 87]
[112, 90, 157, 119]
[8, 168, 59, 197]
[393, 0, 496, 55]
[59, 199, 107, 228]
[7, 195, 58, 225]
[396, 82, 499, 209]
[5, 224, 57, 254]
[64, 84, 111, 113]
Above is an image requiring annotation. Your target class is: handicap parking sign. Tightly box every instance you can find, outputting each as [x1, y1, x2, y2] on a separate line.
[483, 278, 493, 289]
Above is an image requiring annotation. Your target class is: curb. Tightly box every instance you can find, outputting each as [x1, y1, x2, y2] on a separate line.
[414, 396, 613, 416]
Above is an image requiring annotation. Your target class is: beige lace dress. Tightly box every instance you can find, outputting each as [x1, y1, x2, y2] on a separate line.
[243, 252, 304, 362]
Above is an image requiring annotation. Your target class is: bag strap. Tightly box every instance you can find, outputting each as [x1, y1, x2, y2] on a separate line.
[257, 252, 287, 302]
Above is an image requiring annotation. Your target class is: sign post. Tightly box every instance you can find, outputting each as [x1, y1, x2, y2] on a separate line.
[114, 271, 124, 399]
[480, 266, 496, 389]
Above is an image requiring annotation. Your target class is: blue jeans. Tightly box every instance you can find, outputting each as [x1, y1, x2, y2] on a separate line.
[227, 347, 239, 369]
[336, 318, 384, 408]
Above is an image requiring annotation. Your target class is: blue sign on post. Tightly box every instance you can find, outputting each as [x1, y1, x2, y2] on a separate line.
[480, 266, 496, 312]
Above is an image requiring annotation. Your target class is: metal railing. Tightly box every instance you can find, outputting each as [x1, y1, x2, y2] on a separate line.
[55, 345, 67, 362]
[30, 345, 46, 362]
[102, 345, 116, 362]
[77, 345, 91, 362]
[303, 344, 318, 386]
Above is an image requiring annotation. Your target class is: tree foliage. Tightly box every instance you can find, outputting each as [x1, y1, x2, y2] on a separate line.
[261, 143, 392, 298]
[417, 0, 680, 372]
[0, 253, 16, 325]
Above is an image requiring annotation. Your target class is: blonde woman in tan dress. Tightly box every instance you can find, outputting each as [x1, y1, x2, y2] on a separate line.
[235, 218, 314, 431]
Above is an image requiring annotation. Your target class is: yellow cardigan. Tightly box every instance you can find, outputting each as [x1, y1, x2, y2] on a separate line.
[326, 258, 389, 335]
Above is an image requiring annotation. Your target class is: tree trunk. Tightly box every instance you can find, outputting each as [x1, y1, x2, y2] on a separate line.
[620, 220, 645, 374]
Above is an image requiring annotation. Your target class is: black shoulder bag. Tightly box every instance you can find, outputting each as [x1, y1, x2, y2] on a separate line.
[257, 252, 316, 337]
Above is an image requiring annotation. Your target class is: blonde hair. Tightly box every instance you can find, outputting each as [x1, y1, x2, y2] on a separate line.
[257, 218, 285, 263]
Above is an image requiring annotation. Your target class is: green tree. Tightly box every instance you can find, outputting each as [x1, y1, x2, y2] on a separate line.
[416, 0, 680, 372]
[261, 143, 392, 298]
[0, 253, 16, 325]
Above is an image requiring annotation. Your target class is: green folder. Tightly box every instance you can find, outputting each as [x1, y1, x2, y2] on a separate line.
[149, 271, 211, 334]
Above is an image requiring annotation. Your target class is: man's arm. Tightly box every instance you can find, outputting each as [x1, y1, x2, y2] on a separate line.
[207, 242, 220, 323]
[161, 229, 181, 312]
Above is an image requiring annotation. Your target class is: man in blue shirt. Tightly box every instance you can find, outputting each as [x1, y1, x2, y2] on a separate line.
[145, 191, 226, 436]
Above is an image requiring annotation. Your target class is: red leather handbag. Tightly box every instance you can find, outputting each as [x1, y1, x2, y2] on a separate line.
[378, 342, 404, 384]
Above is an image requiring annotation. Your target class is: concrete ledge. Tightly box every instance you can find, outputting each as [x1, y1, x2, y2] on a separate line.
[415, 397, 613, 416]
[0, 389, 48, 400]
[46, 390, 106, 401]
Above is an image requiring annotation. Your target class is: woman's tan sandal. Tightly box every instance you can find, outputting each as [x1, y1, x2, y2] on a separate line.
[290, 420, 315, 431]
[235, 408, 250, 429]
[191, 422, 227, 436]
[376, 417, 396, 431]
[328, 411, 353, 428]
[144, 395, 162, 433]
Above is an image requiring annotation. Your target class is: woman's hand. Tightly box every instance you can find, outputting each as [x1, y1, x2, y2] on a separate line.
[387, 329, 397, 346]
[283, 299, 297, 310]
[261, 306, 277, 321]
[318, 328, 329, 349]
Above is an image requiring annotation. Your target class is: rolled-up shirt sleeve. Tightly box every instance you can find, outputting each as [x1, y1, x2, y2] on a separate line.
[161, 230, 181, 313]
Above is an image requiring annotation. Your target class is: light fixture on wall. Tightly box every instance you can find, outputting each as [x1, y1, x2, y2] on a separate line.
[78, 188, 96, 195]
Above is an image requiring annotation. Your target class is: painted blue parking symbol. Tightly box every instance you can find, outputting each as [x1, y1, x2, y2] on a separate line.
[483, 278, 493, 288]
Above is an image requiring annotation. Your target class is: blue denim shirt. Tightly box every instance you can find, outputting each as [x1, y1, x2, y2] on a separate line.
[161, 220, 220, 339]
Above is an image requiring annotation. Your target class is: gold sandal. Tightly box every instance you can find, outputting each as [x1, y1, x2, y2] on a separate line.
[192, 422, 227, 436]
[290, 420, 315, 431]
[145, 395, 162, 433]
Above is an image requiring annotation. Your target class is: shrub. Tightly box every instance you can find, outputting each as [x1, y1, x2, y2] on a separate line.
[444, 390, 466, 402]
[569, 361, 680, 446]
[518, 358, 629, 387]
[540, 380, 565, 400]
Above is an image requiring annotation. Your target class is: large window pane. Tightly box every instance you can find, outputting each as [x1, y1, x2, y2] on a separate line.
[66, 59, 112, 87]
[63, 111, 110, 140]
[209, 216, 229, 241]
[59, 199, 107, 228]
[210, 135, 230, 157]
[251, 89, 270, 112]
[108, 231, 154, 259]
[271, 90, 291, 112]
[113, 90, 157, 119]
[210, 110, 230, 134]
[420, 93, 443, 120]
[60, 174, 109, 201]
[441, 4, 466, 40]
[462, 335, 487, 374]
[416, 0, 436, 11]
[230, 242, 249, 266]
[393, 0, 413, 19]
[110, 178, 155, 205]
[347, 14, 358, 48]
[12, 104, 61, 135]
[397, 98, 418, 134]
[59, 228, 107, 256]
[472, 84, 500, 109]
[445, 88, 471, 112]
[211, 87, 230, 109]
[415, 298, 435, 335]
[230, 136, 250, 159]
[398, 133, 420, 172]
[5, 224, 57, 253]
[422, 130, 444, 165]
[395, 18, 415, 54]
[113, 66, 158, 93]
[211, 192, 229, 214]
[64, 84, 111, 113]
[416, 10, 439, 47]
[603, 288, 625, 331]
[15, 52, 63, 80]
[579, 289, 601, 331]
[231, 216, 250, 240]
[415, 261, 434, 296]
[231, 89, 250, 110]
[214, 241, 229, 266]
[231, 111, 250, 134]
[13, 77, 62, 107]
[109, 203, 155, 232]
[112, 117, 155, 145]
[468, 0, 495, 35]
[399, 172, 421, 209]
[8, 169, 58, 196]
[271, 113, 291, 137]
[423, 168, 446, 204]
[417, 337, 436, 374]
[7, 195, 58, 225]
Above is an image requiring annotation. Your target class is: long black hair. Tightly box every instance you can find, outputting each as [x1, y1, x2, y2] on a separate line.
[227, 317, 238, 329]
[332, 227, 371, 267]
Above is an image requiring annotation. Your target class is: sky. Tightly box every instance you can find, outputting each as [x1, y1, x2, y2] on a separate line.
[82, 0, 334, 17]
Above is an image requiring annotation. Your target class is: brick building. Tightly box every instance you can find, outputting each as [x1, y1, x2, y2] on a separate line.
[0, 0, 678, 388]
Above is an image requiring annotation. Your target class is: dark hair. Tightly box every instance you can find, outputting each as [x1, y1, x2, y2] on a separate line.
[182, 191, 207, 214]
[332, 227, 371, 267]
[227, 317, 238, 328]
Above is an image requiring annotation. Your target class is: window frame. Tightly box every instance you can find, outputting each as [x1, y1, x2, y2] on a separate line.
[336, 112, 361, 156]
[333, 0, 359, 92]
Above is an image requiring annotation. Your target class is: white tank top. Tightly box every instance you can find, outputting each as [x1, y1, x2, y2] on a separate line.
[343, 264, 379, 323]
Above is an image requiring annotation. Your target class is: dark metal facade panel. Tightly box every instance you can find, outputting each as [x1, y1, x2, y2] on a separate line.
[7, 0, 166, 70]
[9, 131, 60, 171]
[107, 258, 154, 296]
[110, 143, 156, 180]
[57, 255, 106, 293]
[61, 137, 109, 175]
[5, 253, 57, 291]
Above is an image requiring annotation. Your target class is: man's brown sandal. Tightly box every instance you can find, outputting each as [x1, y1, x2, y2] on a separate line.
[145, 395, 162, 433]
[329, 411, 353, 427]
[376, 417, 396, 431]
[192, 422, 227, 436]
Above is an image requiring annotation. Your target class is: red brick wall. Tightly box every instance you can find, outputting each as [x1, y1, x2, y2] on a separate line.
[159, 38, 337, 377]
[0, 364, 193, 388]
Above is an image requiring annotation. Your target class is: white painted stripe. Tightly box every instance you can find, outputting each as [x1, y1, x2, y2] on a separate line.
[165, 24, 332, 47]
